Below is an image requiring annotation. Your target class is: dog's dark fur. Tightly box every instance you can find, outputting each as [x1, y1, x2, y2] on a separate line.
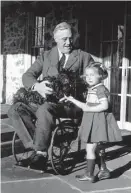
[13, 70, 87, 106]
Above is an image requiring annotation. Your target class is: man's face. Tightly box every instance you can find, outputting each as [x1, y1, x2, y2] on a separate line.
[54, 29, 73, 54]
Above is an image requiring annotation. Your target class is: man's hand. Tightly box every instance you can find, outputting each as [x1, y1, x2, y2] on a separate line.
[34, 81, 53, 98]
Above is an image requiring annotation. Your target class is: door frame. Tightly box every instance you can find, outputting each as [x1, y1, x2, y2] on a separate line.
[118, 57, 131, 131]
[116, 4, 131, 131]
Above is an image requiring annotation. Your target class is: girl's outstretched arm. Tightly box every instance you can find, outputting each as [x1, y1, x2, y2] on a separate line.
[60, 96, 109, 112]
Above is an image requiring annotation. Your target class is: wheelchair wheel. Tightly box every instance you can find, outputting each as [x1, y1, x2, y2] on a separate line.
[50, 120, 79, 175]
[12, 131, 33, 164]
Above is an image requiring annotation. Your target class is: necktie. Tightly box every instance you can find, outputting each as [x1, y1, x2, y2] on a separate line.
[58, 53, 66, 72]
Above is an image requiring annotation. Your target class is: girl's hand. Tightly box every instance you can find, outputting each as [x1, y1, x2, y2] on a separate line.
[59, 95, 74, 102]
[59, 95, 84, 110]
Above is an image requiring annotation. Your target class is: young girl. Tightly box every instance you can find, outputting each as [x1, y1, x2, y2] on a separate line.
[61, 62, 122, 182]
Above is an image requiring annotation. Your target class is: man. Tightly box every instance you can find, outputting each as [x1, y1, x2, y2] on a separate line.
[8, 22, 110, 180]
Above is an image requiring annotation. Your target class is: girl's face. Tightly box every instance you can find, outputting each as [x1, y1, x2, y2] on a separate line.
[85, 68, 101, 87]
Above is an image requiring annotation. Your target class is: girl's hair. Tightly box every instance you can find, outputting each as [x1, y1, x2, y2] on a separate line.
[86, 62, 108, 80]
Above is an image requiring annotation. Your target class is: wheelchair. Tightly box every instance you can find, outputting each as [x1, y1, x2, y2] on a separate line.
[12, 113, 81, 175]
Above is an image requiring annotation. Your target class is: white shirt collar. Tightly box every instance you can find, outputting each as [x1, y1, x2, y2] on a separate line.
[89, 83, 103, 90]
[57, 48, 70, 59]
[58, 48, 62, 60]
[57, 48, 70, 68]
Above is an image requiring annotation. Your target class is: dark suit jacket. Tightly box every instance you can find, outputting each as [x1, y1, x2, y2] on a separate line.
[22, 46, 94, 90]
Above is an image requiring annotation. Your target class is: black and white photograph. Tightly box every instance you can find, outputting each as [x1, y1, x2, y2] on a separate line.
[1, 1, 131, 193]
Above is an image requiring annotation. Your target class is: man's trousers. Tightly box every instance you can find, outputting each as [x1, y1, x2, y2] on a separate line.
[8, 102, 82, 152]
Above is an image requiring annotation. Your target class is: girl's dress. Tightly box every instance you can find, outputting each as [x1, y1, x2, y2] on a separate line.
[79, 83, 122, 143]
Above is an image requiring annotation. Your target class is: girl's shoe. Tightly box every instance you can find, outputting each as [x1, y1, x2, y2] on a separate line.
[76, 159, 96, 183]
[76, 172, 95, 183]
[97, 168, 111, 180]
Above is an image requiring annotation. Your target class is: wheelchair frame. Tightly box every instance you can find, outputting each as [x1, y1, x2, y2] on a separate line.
[12, 118, 80, 175]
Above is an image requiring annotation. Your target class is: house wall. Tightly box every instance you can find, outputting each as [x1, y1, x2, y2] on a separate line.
[1, 10, 33, 104]
[0, 4, 111, 104]
[1, 4, 80, 104]
[1, 2, 129, 111]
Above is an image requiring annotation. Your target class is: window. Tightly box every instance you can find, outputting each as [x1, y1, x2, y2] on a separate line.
[100, 21, 124, 120]
[31, 16, 45, 62]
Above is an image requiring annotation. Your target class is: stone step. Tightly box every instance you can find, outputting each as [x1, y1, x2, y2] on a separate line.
[1, 140, 13, 158]
[1, 117, 15, 142]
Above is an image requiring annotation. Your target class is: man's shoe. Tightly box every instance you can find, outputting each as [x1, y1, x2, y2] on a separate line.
[17, 151, 48, 170]
[97, 168, 111, 180]
[17, 158, 30, 167]
[76, 173, 95, 183]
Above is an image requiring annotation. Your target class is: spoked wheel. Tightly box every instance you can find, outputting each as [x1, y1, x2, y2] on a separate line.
[12, 131, 33, 165]
[50, 120, 79, 175]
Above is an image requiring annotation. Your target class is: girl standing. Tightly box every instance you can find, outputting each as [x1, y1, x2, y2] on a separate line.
[61, 62, 122, 182]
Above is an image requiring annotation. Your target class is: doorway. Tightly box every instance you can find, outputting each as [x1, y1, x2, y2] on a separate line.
[101, 7, 131, 130]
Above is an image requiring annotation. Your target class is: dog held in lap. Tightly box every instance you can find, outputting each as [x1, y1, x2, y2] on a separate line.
[13, 69, 87, 106]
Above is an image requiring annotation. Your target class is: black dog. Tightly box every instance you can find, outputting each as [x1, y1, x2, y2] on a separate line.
[13, 70, 87, 106]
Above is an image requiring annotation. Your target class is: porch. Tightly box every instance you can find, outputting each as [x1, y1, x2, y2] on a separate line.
[1, 2, 131, 192]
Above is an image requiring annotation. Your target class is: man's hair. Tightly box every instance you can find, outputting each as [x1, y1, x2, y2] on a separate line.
[53, 22, 72, 37]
